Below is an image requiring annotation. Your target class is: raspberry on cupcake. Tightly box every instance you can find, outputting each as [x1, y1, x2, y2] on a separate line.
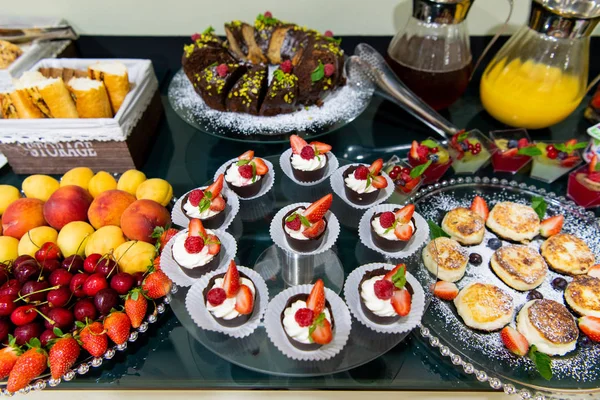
[283, 194, 332, 252]
[370, 204, 416, 252]
[343, 159, 389, 205]
[288, 135, 332, 182]
[181, 174, 228, 228]
[172, 218, 222, 278]
[225, 150, 269, 198]
[359, 264, 413, 325]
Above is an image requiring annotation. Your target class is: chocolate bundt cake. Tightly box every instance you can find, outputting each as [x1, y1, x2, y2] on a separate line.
[180, 12, 345, 116]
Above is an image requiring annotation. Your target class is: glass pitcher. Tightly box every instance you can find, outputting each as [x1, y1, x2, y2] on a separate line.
[480, 0, 600, 130]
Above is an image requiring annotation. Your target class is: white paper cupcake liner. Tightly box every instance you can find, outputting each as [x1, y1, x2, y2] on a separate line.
[343, 263, 425, 334]
[171, 186, 240, 230]
[358, 204, 429, 259]
[330, 164, 394, 209]
[161, 229, 238, 287]
[185, 266, 269, 338]
[214, 157, 275, 201]
[269, 202, 340, 256]
[279, 149, 339, 187]
[264, 284, 351, 361]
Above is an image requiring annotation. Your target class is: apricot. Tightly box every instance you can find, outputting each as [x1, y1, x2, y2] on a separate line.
[136, 178, 173, 206]
[120, 199, 170, 243]
[57, 221, 95, 257]
[22, 175, 59, 202]
[0, 236, 19, 263]
[85, 225, 127, 257]
[114, 241, 156, 275]
[87, 190, 136, 230]
[117, 169, 146, 196]
[61, 167, 94, 190]
[0, 185, 21, 215]
[43, 185, 93, 230]
[2, 198, 47, 239]
[88, 171, 117, 198]
[18, 226, 58, 257]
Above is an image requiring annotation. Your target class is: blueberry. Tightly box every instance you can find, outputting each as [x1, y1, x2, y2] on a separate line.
[460, 142, 469, 151]
[487, 238, 502, 250]
[395, 179, 406, 187]
[428, 154, 439, 162]
[526, 290, 543, 300]
[557, 151, 568, 160]
[580, 336, 592, 347]
[469, 253, 482, 266]
[551, 277, 568, 291]
[508, 139, 518, 149]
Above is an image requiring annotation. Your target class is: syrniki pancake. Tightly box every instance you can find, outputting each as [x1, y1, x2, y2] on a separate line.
[422, 237, 468, 283]
[486, 202, 540, 243]
[516, 299, 578, 356]
[453, 282, 514, 331]
[490, 245, 548, 291]
[441, 207, 485, 245]
[565, 275, 600, 317]
[541, 233, 595, 275]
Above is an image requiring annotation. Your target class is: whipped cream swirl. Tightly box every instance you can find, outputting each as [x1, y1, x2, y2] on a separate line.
[225, 162, 262, 187]
[282, 299, 332, 344]
[172, 230, 218, 269]
[360, 276, 397, 317]
[371, 216, 415, 241]
[345, 170, 377, 194]
[206, 277, 256, 320]
[291, 153, 327, 171]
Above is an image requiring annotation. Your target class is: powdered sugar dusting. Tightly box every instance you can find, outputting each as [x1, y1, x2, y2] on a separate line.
[414, 185, 600, 385]
[168, 68, 371, 135]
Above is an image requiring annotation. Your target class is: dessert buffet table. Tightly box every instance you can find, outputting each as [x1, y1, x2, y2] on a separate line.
[0, 35, 598, 396]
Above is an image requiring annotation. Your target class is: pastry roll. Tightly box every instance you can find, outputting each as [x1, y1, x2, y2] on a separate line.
[35, 77, 79, 118]
[68, 78, 113, 118]
[0, 93, 18, 119]
[0, 40, 23, 69]
[88, 62, 130, 114]
[10, 71, 48, 118]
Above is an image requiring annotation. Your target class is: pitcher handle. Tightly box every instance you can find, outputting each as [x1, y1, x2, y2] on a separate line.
[470, 0, 515, 81]
[586, 74, 600, 94]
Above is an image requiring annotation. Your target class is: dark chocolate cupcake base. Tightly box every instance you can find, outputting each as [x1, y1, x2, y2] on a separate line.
[282, 207, 328, 252]
[290, 153, 328, 182]
[369, 212, 417, 252]
[358, 268, 414, 325]
[280, 293, 335, 351]
[343, 166, 381, 205]
[180, 191, 227, 229]
[225, 162, 264, 198]
[203, 271, 257, 328]
[172, 245, 223, 279]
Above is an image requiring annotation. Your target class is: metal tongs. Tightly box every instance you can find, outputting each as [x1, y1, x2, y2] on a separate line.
[0, 25, 78, 44]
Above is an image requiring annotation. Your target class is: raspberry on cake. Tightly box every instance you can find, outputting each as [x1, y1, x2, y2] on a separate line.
[172, 219, 223, 278]
[224, 150, 269, 198]
[283, 194, 332, 252]
[182, 174, 228, 228]
[370, 204, 417, 252]
[343, 159, 389, 205]
[288, 135, 332, 182]
[359, 264, 413, 325]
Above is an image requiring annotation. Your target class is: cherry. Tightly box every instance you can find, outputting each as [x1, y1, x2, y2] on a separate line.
[47, 286, 71, 308]
[13, 260, 40, 284]
[40, 259, 61, 275]
[20, 280, 50, 302]
[132, 272, 145, 287]
[94, 288, 119, 315]
[96, 258, 118, 278]
[110, 272, 135, 295]
[45, 307, 74, 331]
[11, 305, 37, 326]
[83, 254, 102, 274]
[73, 298, 97, 322]
[0, 294, 17, 317]
[35, 242, 62, 263]
[0, 280, 21, 297]
[0, 319, 10, 343]
[62, 255, 84, 273]
[83, 273, 108, 297]
[49, 269, 73, 287]
[14, 322, 42, 346]
[40, 329, 57, 347]
[13, 255, 35, 270]
[69, 273, 89, 298]
[38, 303, 51, 317]
[0, 263, 10, 287]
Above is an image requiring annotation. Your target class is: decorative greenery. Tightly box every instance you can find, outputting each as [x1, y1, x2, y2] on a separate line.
[428, 220, 450, 239]
[517, 146, 543, 156]
[202, 26, 215, 35]
[529, 345, 552, 380]
[410, 160, 432, 178]
[311, 61, 325, 82]
[421, 139, 438, 148]
[391, 265, 406, 290]
[308, 312, 326, 342]
[554, 142, 587, 154]
[531, 196, 547, 220]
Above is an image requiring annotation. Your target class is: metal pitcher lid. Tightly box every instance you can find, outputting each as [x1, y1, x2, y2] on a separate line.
[412, 0, 474, 24]
[534, 0, 600, 19]
[530, 0, 600, 37]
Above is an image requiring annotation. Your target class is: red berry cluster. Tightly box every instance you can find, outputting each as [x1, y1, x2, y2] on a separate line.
[285, 215, 302, 231]
[353, 165, 369, 180]
[464, 140, 482, 155]
[546, 144, 559, 160]
[294, 307, 315, 327]
[206, 287, 226, 306]
[264, 11, 273, 18]
[374, 279, 394, 300]
[324, 64, 335, 77]
[184, 236, 204, 253]
[191, 33, 201, 41]
[300, 145, 315, 160]
[379, 211, 396, 229]
[388, 166, 411, 181]
[216, 64, 229, 78]
[324, 30, 333, 37]
[280, 60, 293, 74]
[188, 189, 203, 207]
[238, 164, 254, 179]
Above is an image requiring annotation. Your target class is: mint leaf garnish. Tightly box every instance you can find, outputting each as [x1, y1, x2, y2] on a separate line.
[555, 142, 587, 154]
[285, 213, 298, 223]
[202, 26, 215, 35]
[428, 220, 450, 239]
[324, 36, 342, 45]
[308, 312, 326, 342]
[410, 160, 432, 178]
[531, 196, 547, 220]
[311, 61, 325, 82]
[517, 146, 543, 156]
[273, 69, 284, 82]
[237, 159, 250, 166]
[457, 131, 469, 142]
[251, 162, 257, 183]
[391, 265, 406, 290]
[421, 139, 438, 148]
[384, 220, 397, 234]
[529, 345, 552, 380]
[366, 174, 371, 189]
[298, 214, 311, 227]
[199, 197, 211, 213]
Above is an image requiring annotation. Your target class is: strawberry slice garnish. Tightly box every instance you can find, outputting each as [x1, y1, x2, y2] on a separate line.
[209, 194, 226, 211]
[306, 279, 325, 315]
[517, 138, 529, 148]
[234, 285, 254, 315]
[188, 219, 207, 238]
[253, 157, 269, 175]
[223, 260, 240, 297]
[205, 234, 221, 255]
[395, 204, 415, 224]
[310, 317, 333, 345]
[502, 148, 519, 158]
[310, 141, 332, 154]
[384, 264, 406, 281]
[431, 281, 459, 301]
[560, 156, 580, 168]
[391, 288, 411, 316]
[369, 158, 384, 175]
[371, 175, 388, 189]
[590, 154, 598, 174]
[470, 195, 489, 221]
[205, 174, 224, 198]
[589, 264, 600, 279]
[290, 135, 308, 155]
[565, 139, 578, 148]
[303, 219, 326, 238]
[410, 141, 420, 160]
[239, 150, 254, 160]
[579, 316, 600, 342]
[500, 326, 529, 356]
[394, 222, 413, 240]
[539, 215, 564, 238]
[403, 177, 420, 191]
[304, 194, 332, 223]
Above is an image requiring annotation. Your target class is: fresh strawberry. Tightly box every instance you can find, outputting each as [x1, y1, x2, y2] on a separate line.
[304, 194, 332, 223]
[410, 140, 420, 160]
[500, 326, 529, 356]
[371, 175, 388, 189]
[188, 218, 207, 238]
[517, 138, 529, 148]
[588, 264, 600, 279]
[205, 234, 221, 255]
[579, 316, 600, 342]
[395, 204, 415, 224]
[78, 321, 108, 358]
[0, 336, 20, 379]
[369, 158, 384, 175]
[384, 264, 406, 281]
[565, 139, 578, 148]
[238, 150, 254, 161]
[431, 281, 459, 301]
[142, 270, 172, 299]
[209, 195, 226, 212]
[470, 195, 489, 221]
[539, 215, 564, 238]
[403, 177, 420, 191]
[125, 288, 148, 329]
[223, 260, 240, 298]
[205, 174, 224, 198]
[7, 342, 47, 393]
[104, 311, 131, 345]
[394, 223, 413, 240]
[302, 219, 326, 238]
[391, 288, 411, 316]
[49, 334, 80, 379]
[234, 285, 254, 315]
[560, 156, 581, 168]
[306, 279, 325, 315]
[590, 154, 598, 174]
[290, 135, 308, 155]
[310, 141, 332, 153]
[502, 148, 519, 157]
[310, 318, 333, 345]
[253, 157, 269, 175]
[152, 226, 179, 253]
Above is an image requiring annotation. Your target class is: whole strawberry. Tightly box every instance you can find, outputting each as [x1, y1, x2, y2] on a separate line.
[0, 335, 21, 379]
[153, 255, 162, 270]
[104, 311, 131, 345]
[77, 321, 108, 358]
[49, 330, 80, 379]
[7, 339, 47, 392]
[125, 288, 148, 328]
[152, 226, 179, 253]
[142, 270, 172, 299]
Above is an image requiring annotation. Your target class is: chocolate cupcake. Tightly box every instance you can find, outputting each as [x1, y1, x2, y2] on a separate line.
[280, 293, 335, 351]
[180, 191, 228, 229]
[370, 211, 417, 252]
[203, 271, 257, 328]
[290, 152, 328, 182]
[282, 206, 328, 252]
[343, 166, 380, 205]
[359, 268, 414, 325]
[224, 161, 265, 198]
[172, 244, 222, 279]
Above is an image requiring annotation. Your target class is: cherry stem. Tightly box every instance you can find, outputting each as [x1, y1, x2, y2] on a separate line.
[33, 308, 54, 324]
[15, 285, 61, 302]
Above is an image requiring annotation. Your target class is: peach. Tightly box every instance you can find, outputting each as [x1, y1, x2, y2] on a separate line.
[2, 198, 47, 239]
[43, 185, 93, 231]
[18, 226, 58, 257]
[85, 225, 126, 257]
[120, 199, 170, 243]
[88, 190, 136, 229]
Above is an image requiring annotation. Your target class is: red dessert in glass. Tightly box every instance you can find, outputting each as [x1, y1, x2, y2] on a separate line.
[385, 156, 424, 203]
[490, 129, 534, 174]
[567, 155, 600, 208]
[408, 138, 452, 184]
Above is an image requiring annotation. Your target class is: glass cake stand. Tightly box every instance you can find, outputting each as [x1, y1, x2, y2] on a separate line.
[168, 155, 436, 376]
[167, 69, 371, 143]
[411, 176, 600, 398]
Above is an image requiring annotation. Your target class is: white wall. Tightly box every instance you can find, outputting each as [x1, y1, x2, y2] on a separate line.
[3, 0, 595, 36]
